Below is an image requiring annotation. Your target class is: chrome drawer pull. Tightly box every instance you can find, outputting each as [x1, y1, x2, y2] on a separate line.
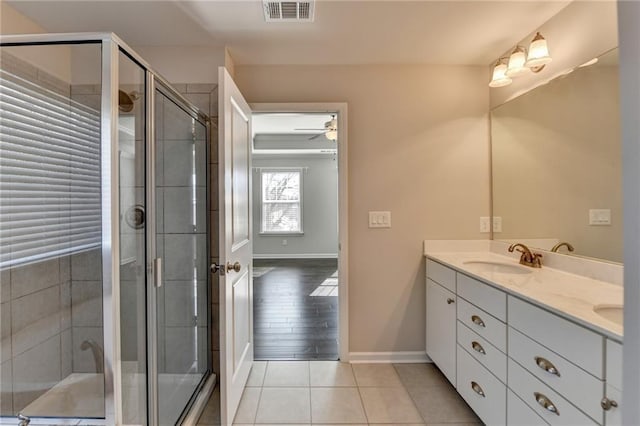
[534, 392, 559, 416]
[471, 315, 486, 327]
[471, 381, 485, 397]
[534, 356, 561, 377]
[601, 397, 619, 411]
[446, 298, 455, 305]
[471, 341, 486, 355]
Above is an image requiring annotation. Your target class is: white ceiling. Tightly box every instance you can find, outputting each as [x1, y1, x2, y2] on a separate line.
[8, 0, 571, 66]
[253, 112, 334, 135]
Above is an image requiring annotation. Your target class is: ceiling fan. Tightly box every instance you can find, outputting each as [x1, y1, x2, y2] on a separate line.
[295, 115, 338, 141]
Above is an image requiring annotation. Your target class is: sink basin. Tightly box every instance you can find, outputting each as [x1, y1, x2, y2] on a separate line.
[462, 260, 532, 275]
[593, 304, 623, 325]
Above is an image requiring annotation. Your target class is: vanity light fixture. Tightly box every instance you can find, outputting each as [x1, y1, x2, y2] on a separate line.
[506, 46, 529, 77]
[489, 58, 512, 88]
[489, 31, 552, 87]
[525, 32, 552, 71]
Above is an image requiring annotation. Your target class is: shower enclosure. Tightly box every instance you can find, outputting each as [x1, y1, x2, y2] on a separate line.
[0, 33, 212, 425]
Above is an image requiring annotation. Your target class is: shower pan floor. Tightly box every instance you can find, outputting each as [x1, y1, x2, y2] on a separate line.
[22, 373, 104, 419]
[19, 364, 205, 424]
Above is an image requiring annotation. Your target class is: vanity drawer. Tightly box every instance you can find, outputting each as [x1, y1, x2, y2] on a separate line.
[508, 359, 599, 426]
[508, 296, 604, 378]
[508, 389, 549, 426]
[457, 321, 506, 383]
[509, 327, 604, 422]
[606, 339, 622, 391]
[457, 297, 506, 352]
[426, 259, 456, 292]
[457, 273, 506, 321]
[457, 345, 506, 426]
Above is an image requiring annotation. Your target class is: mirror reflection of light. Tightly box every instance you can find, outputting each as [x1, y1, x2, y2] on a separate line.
[310, 270, 339, 297]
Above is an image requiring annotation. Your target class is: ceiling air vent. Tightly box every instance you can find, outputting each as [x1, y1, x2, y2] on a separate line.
[263, 0, 315, 22]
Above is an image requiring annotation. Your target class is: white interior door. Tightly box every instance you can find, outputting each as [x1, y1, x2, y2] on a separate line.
[218, 67, 254, 426]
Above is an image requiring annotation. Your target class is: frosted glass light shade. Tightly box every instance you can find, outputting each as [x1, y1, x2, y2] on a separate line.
[506, 46, 529, 77]
[489, 61, 512, 88]
[525, 32, 552, 68]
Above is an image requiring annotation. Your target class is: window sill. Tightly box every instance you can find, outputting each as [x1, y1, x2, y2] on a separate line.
[259, 232, 304, 236]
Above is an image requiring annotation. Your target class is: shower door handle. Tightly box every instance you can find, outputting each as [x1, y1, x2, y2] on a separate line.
[154, 258, 162, 288]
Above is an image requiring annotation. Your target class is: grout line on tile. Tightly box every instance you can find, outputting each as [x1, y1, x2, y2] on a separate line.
[354, 364, 370, 425]
[252, 383, 264, 424]
[393, 363, 427, 425]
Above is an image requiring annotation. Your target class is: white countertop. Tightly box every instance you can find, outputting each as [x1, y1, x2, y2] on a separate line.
[425, 250, 623, 342]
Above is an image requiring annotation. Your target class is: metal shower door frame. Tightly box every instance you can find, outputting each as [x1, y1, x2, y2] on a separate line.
[0, 32, 212, 426]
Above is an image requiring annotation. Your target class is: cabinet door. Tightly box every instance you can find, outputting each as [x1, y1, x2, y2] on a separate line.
[604, 385, 621, 426]
[426, 278, 457, 385]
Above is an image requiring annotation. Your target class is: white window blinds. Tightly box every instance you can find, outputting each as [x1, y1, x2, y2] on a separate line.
[261, 169, 302, 233]
[0, 69, 102, 269]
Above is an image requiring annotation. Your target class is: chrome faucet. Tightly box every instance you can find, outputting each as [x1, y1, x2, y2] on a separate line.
[551, 241, 575, 253]
[508, 243, 543, 268]
[17, 414, 30, 426]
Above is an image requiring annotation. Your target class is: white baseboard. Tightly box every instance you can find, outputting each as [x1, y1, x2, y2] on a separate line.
[253, 253, 338, 259]
[348, 351, 431, 364]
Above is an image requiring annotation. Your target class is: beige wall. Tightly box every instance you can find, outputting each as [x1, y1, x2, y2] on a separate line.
[234, 64, 491, 353]
[131, 46, 225, 84]
[492, 64, 622, 263]
[0, 1, 71, 82]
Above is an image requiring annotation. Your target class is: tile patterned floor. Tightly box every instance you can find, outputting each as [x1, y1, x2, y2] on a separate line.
[196, 362, 482, 425]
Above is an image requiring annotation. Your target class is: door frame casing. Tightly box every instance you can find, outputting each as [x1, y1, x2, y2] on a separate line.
[250, 102, 349, 362]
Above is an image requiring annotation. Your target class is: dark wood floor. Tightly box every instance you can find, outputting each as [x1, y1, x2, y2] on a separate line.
[253, 258, 339, 360]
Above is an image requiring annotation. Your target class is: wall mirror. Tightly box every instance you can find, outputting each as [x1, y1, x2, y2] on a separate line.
[491, 47, 622, 263]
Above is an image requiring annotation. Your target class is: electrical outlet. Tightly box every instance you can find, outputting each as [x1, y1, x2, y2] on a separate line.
[480, 217, 491, 233]
[492, 216, 502, 233]
[589, 209, 611, 226]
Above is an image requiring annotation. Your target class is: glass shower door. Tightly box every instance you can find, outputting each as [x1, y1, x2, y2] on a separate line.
[154, 87, 209, 425]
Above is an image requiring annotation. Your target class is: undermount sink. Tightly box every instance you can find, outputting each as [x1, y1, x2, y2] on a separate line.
[593, 304, 623, 325]
[462, 260, 533, 275]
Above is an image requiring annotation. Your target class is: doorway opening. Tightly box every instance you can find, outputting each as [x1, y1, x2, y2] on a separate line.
[251, 110, 344, 361]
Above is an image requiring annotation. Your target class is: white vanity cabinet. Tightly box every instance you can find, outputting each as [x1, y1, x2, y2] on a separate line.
[455, 273, 508, 425]
[508, 297, 605, 424]
[426, 260, 457, 385]
[603, 340, 623, 426]
[424, 255, 623, 426]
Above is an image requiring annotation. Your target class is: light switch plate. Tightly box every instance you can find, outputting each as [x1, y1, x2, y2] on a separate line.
[589, 209, 611, 226]
[480, 217, 491, 233]
[493, 216, 502, 233]
[369, 211, 391, 228]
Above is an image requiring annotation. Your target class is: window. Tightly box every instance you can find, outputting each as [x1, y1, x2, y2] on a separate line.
[0, 67, 102, 269]
[261, 169, 302, 233]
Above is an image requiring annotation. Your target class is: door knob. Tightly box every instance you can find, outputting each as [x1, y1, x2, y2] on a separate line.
[226, 261, 241, 273]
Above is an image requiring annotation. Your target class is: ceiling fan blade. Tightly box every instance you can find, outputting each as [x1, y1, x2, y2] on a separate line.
[295, 128, 326, 131]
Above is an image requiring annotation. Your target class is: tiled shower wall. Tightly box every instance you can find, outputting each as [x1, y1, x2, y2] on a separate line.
[175, 84, 220, 377]
[0, 52, 104, 415]
[1, 257, 72, 415]
[0, 53, 220, 417]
